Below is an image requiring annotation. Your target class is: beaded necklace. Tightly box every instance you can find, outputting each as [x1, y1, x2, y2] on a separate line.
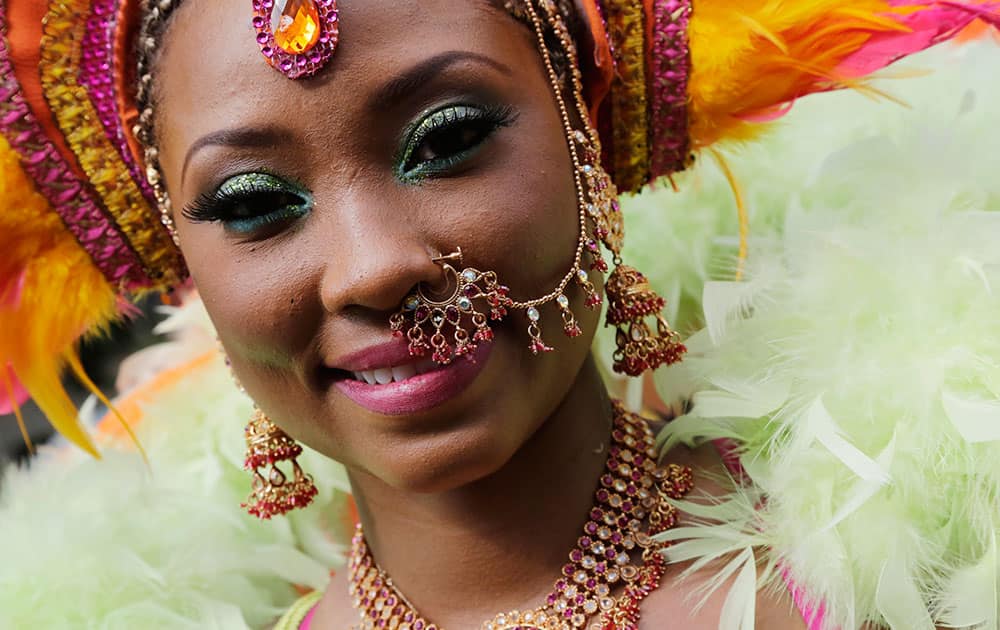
[347, 402, 694, 630]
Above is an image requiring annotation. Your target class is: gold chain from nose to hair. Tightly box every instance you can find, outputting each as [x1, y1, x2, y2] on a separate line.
[347, 400, 695, 630]
[391, 0, 625, 364]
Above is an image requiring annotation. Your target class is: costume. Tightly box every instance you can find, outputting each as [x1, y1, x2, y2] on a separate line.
[1, 0, 999, 628]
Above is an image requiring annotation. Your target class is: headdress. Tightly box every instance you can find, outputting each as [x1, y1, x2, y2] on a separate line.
[1, 0, 997, 456]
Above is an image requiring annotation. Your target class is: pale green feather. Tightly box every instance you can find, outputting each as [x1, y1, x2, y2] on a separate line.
[649, 41, 1000, 629]
[0, 305, 351, 629]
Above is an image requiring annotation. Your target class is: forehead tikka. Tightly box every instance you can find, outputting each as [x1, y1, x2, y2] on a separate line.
[252, 0, 340, 79]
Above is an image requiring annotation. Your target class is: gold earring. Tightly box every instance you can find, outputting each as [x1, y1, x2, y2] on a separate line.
[532, 1, 687, 376]
[241, 407, 318, 519]
[220, 341, 318, 519]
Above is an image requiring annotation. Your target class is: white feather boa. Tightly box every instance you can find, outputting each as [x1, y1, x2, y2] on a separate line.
[642, 41, 1000, 630]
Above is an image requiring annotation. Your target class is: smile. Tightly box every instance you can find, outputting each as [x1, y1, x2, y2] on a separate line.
[350, 358, 439, 385]
[326, 342, 493, 416]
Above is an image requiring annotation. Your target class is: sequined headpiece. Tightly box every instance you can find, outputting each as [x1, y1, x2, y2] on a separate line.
[1, 0, 995, 455]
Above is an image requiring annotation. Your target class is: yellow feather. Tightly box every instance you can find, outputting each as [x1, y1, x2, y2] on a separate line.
[0, 136, 118, 457]
[686, 0, 950, 149]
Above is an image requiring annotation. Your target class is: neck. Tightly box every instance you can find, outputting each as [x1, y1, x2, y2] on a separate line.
[348, 357, 614, 627]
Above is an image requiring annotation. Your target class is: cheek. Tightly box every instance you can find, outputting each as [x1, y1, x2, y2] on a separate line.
[450, 107, 580, 297]
[176, 227, 321, 371]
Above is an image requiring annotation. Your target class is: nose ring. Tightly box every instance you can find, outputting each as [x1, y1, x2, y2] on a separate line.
[389, 247, 512, 365]
[431, 248, 464, 267]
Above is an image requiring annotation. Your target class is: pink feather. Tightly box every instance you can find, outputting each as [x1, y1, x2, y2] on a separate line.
[0, 268, 26, 309]
[838, 2, 1000, 76]
[1, 364, 28, 415]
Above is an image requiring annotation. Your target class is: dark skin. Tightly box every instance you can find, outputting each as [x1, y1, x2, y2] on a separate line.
[154, 0, 807, 626]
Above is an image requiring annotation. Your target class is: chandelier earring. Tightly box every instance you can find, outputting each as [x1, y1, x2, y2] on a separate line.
[219, 342, 318, 519]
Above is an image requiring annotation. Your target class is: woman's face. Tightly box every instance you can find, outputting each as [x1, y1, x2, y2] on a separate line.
[155, 0, 600, 492]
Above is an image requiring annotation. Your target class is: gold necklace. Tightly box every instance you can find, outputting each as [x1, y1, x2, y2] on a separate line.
[347, 402, 694, 630]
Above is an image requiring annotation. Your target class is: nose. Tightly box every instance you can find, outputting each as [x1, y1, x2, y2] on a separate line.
[317, 197, 445, 317]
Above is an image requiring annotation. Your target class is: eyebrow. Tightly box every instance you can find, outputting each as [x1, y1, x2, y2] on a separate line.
[182, 125, 292, 187]
[368, 50, 513, 111]
[181, 51, 512, 185]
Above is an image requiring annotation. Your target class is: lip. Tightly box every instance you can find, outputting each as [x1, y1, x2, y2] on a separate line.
[331, 339, 423, 373]
[331, 342, 493, 416]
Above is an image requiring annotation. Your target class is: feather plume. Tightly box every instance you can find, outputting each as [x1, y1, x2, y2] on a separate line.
[0, 315, 352, 628]
[0, 135, 120, 456]
[687, 0, 1000, 150]
[650, 41, 1000, 629]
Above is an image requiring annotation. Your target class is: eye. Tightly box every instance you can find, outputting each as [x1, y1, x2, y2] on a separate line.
[182, 172, 313, 237]
[397, 104, 517, 181]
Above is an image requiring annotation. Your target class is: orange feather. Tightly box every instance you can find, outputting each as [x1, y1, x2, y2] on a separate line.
[0, 136, 118, 457]
[687, 0, 999, 149]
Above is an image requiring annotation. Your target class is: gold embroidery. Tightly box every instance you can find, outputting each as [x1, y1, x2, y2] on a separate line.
[39, 0, 183, 287]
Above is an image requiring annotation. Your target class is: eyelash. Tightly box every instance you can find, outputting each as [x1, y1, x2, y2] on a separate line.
[180, 105, 515, 235]
[396, 103, 518, 181]
[182, 172, 313, 235]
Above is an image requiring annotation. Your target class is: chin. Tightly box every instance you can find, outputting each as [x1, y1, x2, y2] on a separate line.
[367, 420, 522, 494]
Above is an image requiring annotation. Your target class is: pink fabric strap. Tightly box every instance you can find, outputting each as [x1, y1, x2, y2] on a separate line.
[299, 606, 317, 630]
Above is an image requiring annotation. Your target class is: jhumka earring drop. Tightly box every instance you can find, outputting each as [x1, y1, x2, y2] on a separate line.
[221, 345, 317, 519]
[241, 407, 319, 519]
[389, 0, 685, 377]
[252, 0, 340, 79]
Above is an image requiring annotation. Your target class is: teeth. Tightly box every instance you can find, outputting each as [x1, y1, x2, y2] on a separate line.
[392, 365, 417, 382]
[374, 368, 393, 385]
[352, 362, 427, 385]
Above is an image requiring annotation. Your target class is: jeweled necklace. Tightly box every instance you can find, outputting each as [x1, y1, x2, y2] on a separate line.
[347, 402, 694, 630]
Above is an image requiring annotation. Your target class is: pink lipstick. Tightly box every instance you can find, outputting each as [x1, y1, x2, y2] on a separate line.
[329, 342, 493, 416]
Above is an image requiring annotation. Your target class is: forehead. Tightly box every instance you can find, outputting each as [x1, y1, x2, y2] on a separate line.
[154, 0, 529, 178]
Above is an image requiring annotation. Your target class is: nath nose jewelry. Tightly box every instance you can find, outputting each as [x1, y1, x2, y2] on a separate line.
[390, 248, 512, 365]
